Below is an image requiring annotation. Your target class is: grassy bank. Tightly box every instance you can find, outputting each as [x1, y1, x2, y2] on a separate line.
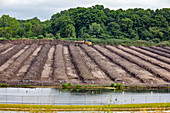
[0, 103, 169, 111]
[0, 83, 117, 89]
[59, 38, 170, 46]
[0, 83, 169, 90]
[59, 38, 158, 46]
[1, 37, 170, 46]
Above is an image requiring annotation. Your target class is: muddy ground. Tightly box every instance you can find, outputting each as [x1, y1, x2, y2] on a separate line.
[0, 39, 169, 87]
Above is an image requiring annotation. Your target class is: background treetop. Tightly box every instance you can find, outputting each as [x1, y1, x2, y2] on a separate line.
[0, 5, 169, 42]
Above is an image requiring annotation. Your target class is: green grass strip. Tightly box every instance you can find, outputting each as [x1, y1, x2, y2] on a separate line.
[0, 103, 169, 111]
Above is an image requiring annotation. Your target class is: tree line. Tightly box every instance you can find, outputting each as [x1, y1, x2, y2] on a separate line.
[0, 5, 169, 43]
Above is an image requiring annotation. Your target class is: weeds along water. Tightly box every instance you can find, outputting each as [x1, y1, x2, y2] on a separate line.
[1, 111, 170, 113]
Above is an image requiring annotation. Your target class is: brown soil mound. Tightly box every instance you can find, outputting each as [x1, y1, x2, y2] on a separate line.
[0, 39, 169, 86]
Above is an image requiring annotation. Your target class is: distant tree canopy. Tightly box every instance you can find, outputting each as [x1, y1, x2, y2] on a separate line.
[0, 5, 169, 42]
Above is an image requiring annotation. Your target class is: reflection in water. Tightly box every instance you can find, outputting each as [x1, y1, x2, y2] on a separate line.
[0, 88, 169, 105]
[55, 88, 170, 95]
[125, 88, 170, 93]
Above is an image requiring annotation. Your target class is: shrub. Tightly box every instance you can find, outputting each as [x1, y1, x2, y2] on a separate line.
[82, 33, 91, 39]
[0, 84, 9, 87]
[6, 33, 12, 40]
[62, 83, 68, 88]
[99, 33, 111, 39]
[110, 83, 115, 87]
[115, 83, 123, 89]
[56, 33, 61, 39]
[152, 38, 160, 43]
[38, 35, 44, 39]
[67, 82, 73, 86]
[76, 84, 81, 88]
[46, 33, 54, 38]
[15, 35, 20, 39]
[31, 37, 38, 39]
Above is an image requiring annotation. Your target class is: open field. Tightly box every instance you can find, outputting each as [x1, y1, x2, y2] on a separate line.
[0, 39, 170, 87]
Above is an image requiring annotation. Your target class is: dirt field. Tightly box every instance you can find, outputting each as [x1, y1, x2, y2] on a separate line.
[0, 39, 169, 87]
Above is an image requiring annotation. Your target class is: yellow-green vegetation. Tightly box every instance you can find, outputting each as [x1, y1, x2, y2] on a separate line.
[0, 83, 117, 89]
[0, 103, 169, 112]
[0, 83, 169, 90]
[0, 84, 36, 88]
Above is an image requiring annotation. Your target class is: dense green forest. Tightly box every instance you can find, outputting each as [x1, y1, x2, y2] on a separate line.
[0, 5, 169, 44]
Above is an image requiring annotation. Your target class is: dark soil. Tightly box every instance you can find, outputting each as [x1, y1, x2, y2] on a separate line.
[0, 39, 169, 87]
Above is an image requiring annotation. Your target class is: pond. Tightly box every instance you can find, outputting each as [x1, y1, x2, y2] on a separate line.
[0, 88, 169, 105]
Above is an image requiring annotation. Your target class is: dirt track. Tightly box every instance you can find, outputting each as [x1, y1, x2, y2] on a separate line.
[0, 39, 169, 86]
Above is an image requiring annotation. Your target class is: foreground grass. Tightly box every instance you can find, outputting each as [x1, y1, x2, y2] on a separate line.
[0, 103, 169, 111]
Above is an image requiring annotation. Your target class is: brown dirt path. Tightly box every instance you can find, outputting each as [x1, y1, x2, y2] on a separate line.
[4, 44, 38, 81]
[0, 45, 30, 81]
[69, 45, 95, 83]
[23, 44, 51, 81]
[0, 46, 29, 73]
[94, 45, 156, 84]
[0, 46, 15, 55]
[81, 45, 140, 85]
[41, 46, 55, 81]
[117, 45, 170, 72]
[0, 44, 13, 54]
[150, 46, 170, 54]
[106, 45, 170, 83]
[77, 46, 111, 81]
[17, 46, 42, 80]
[163, 46, 170, 51]
[129, 46, 170, 65]
[63, 46, 81, 84]
[140, 46, 170, 58]
[53, 44, 69, 83]
[0, 44, 25, 66]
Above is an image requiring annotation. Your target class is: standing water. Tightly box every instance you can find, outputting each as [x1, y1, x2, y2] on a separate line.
[0, 88, 169, 105]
